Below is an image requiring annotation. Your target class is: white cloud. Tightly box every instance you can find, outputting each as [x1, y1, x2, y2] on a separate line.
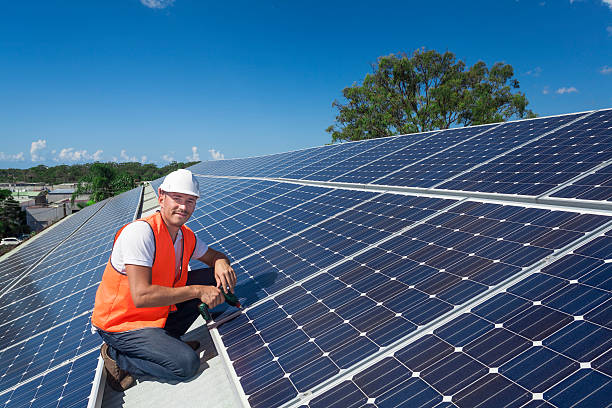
[120, 150, 138, 162]
[603, 0, 612, 10]
[58, 148, 92, 161]
[140, 0, 175, 9]
[601, 66, 612, 74]
[54, 148, 103, 162]
[187, 146, 200, 161]
[30, 139, 46, 161]
[209, 149, 225, 160]
[526, 67, 542, 77]
[542, 87, 550, 95]
[162, 154, 175, 162]
[0, 152, 25, 161]
[556, 87, 578, 94]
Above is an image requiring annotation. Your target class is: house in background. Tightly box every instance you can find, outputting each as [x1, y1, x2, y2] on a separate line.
[11, 190, 46, 210]
[26, 202, 72, 232]
[6, 184, 90, 233]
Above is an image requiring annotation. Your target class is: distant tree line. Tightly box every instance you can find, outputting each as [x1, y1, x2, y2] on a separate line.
[0, 161, 199, 185]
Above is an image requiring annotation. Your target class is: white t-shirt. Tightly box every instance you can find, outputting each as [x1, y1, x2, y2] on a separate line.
[110, 220, 209, 275]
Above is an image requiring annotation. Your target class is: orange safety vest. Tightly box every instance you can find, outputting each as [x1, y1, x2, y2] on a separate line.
[91, 211, 197, 332]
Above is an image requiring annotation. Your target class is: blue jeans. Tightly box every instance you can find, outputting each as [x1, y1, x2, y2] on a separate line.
[98, 267, 216, 383]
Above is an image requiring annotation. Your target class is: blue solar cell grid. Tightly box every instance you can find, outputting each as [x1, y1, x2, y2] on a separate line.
[212, 192, 458, 310]
[0, 187, 141, 408]
[376, 113, 582, 189]
[551, 162, 612, 201]
[333, 125, 495, 185]
[188, 143, 351, 178]
[258, 146, 342, 178]
[282, 138, 394, 180]
[306, 221, 612, 408]
[0, 200, 106, 292]
[187, 180, 306, 252]
[259, 145, 348, 179]
[437, 111, 612, 196]
[214, 197, 610, 408]
[302, 132, 440, 182]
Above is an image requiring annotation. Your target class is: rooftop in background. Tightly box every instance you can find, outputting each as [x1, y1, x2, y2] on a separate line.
[11, 191, 44, 198]
[48, 188, 75, 194]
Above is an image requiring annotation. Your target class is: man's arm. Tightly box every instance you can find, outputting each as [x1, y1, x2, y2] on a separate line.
[126, 264, 224, 308]
[198, 248, 236, 293]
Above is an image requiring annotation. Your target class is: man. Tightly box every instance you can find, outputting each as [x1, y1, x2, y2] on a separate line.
[91, 169, 236, 392]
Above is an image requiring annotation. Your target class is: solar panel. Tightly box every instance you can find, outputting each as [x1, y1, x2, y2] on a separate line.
[435, 111, 612, 196]
[299, 221, 612, 408]
[374, 113, 584, 189]
[301, 132, 438, 182]
[549, 162, 612, 201]
[0, 200, 106, 293]
[2, 108, 610, 408]
[0, 187, 142, 408]
[210, 198, 610, 408]
[339, 125, 499, 186]
[182, 108, 612, 408]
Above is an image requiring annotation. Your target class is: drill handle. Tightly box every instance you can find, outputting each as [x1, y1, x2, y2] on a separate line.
[198, 291, 241, 323]
[198, 303, 212, 322]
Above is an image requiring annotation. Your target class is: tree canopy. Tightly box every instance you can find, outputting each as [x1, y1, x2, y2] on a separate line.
[0, 189, 29, 239]
[326, 49, 536, 142]
[70, 161, 197, 205]
[71, 163, 129, 204]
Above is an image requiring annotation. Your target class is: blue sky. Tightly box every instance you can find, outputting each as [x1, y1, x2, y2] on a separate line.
[0, 0, 611, 169]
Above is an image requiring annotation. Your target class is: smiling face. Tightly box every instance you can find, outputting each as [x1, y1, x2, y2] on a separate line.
[158, 189, 197, 231]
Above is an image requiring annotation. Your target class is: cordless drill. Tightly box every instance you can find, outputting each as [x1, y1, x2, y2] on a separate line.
[198, 291, 241, 323]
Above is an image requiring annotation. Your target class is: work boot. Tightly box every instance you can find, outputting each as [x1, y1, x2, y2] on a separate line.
[101, 343, 136, 392]
[184, 340, 200, 351]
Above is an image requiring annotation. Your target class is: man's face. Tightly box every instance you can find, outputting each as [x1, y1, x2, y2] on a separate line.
[158, 190, 197, 228]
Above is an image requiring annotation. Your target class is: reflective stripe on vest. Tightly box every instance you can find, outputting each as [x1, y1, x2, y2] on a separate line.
[91, 211, 196, 332]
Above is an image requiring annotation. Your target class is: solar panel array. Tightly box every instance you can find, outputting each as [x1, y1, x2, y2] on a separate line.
[304, 227, 612, 408]
[183, 109, 612, 408]
[0, 201, 106, 293]
[1, 108, 610, 408]
[0, 187, 141, 408]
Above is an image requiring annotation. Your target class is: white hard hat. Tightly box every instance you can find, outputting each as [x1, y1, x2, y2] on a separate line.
[159, 169, 200, 198]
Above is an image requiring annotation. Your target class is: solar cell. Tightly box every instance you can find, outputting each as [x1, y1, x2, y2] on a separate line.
[436, 110, 612, 196]
[301, 133, 434, 182]
[332, 126, 493, 185]
[376, 113, 583, 188]
[281, 138, 393, 180]
[0, 187, 142, 408]
[550, 162, 612, 201]
[212, 197, 610, 407]
[0, 199, 106, 294]
[301, 219, 611, 408]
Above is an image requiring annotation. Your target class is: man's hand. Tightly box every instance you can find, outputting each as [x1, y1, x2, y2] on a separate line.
[194, 285, 224, 308]
[199, 248, 236, 293]
[214, 257, 236, 294]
